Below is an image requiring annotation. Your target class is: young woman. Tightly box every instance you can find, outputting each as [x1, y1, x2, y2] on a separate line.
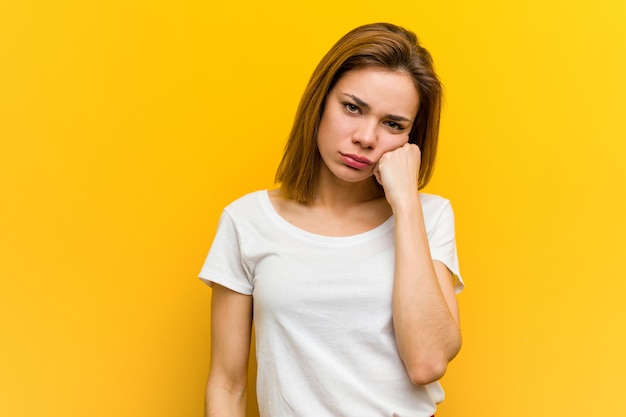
[200, 22, 464, 417]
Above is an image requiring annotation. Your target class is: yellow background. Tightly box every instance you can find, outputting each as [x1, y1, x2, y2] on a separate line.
[2, 1, 625, 416]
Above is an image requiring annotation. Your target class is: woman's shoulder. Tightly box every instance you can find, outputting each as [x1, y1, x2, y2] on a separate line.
[419, 192, 455, 223]
[223, 189, 269, 215]
[419, 191, 451, 208]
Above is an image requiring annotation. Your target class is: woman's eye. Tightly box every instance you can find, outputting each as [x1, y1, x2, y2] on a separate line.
[385, 121, 405, 130]
[344, 103, 360, 113]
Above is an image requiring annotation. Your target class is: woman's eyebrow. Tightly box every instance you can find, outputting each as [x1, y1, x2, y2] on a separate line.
[340, 92, 412, 122]
[341, 93, 371, 111]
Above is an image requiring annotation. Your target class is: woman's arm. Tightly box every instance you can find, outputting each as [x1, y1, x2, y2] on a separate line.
[375, 143, 462, 386]
[392, 198, 461, 385]
[205, 283, 253, 417]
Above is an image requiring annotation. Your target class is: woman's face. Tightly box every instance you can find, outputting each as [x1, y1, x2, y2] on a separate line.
[316, 67, 419, 185]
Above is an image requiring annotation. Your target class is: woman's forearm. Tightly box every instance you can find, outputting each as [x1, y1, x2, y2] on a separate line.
[391, 196, 461, 385]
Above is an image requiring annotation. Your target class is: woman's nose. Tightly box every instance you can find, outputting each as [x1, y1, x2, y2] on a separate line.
[352, 120, 377, 148]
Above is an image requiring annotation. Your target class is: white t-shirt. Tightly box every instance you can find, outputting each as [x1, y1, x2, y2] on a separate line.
[200, 190, 463, 417]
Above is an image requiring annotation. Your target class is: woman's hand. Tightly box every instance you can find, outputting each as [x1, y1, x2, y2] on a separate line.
[373, 142, 421, 208]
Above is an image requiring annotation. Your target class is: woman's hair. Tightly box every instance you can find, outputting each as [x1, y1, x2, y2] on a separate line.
[275, 22, 443, 203]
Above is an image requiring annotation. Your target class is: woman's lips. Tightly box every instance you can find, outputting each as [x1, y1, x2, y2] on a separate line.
[341, 153, 373, 169]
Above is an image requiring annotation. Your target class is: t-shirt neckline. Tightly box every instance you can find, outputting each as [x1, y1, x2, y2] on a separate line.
[258, 189, 394, 246]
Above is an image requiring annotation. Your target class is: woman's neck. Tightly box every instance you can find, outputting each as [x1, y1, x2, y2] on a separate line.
[312, 167, 385, 209]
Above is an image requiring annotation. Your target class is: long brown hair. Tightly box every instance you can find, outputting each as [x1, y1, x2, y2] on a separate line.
[275, 23, 443, 203]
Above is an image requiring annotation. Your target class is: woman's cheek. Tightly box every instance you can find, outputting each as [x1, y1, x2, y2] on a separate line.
[383, 136, 410, 154]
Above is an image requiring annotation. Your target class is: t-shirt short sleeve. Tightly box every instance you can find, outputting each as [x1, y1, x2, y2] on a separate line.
[199, 210, 253, 295]
[428, 199, 464, 293]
